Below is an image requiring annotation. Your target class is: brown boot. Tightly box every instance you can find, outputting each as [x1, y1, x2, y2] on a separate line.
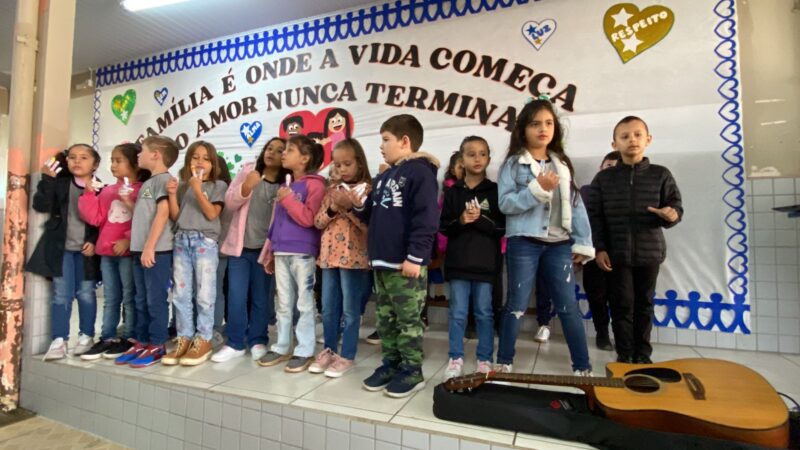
[180, 337, 213, 366]
[162, 337, 191, 366]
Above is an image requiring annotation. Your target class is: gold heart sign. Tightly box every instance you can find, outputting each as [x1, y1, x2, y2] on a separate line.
[603, 3, 675, 63]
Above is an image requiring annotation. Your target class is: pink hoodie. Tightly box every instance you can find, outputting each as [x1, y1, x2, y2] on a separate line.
[221, 162, 262, 257]
[78, 180, 141, 256]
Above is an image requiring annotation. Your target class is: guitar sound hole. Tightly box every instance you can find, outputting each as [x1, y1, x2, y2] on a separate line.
[623, 374, 661, 393]
[625, 367, 682, 383]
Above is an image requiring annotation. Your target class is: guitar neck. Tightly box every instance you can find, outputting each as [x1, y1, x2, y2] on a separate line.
[490, 373, 625, 390]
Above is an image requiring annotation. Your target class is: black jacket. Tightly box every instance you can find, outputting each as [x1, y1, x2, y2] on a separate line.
[356, 152, 440, 269]
[440, 178, 505, 283]
[26, 175, 101, 280]
[586, 158, 682, 266]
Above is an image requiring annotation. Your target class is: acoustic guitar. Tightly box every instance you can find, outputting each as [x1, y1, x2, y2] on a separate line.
[443, 358, 789, 448]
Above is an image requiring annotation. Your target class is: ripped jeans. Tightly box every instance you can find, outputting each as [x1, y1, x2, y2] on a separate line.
[497, 237, 591, 371]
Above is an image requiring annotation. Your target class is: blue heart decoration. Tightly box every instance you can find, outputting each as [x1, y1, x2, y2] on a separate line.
[154, 88, 168, 106]
[240, 121, 262, 148]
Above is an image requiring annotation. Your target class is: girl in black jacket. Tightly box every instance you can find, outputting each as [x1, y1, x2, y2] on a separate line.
[440, 136, 505, 380]
[27, 144, 102, 361]
[586, 116, 683, 364]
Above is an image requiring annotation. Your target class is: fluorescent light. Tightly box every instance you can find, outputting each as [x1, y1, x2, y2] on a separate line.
[121, 0, 191, 12]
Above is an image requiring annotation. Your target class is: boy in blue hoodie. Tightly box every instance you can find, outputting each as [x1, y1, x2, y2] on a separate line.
[355, 114, 439, 397]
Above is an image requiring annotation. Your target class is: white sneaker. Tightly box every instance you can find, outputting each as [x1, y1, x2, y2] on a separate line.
[490, 363, 512, 385]
[43, 338, 67, 361]
[534, 325, 551, 343]
[74, 334, 94, 356]
[573, 369, 594, 377]
[443, 358, 464, 381]
[476, 360, 493, 374]
[211, 345, 246, 363]
[250, 344, 268, 361]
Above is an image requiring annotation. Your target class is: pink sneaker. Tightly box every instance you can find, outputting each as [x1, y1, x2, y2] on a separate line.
[308, 348, 335, 374]
[324, 354, 354, 378]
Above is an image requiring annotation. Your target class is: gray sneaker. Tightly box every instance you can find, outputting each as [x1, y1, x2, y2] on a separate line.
[257, 351, 291, 367]
[284, 356, 313, 373]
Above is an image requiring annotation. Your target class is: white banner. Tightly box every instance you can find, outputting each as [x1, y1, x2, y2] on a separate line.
[94, 0, 749, 333]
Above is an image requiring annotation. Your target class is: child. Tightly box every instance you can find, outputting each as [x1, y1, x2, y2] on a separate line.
[586, 117, 682, 364]
[29, 144, 101, 360]
[162, 141, 228, 366]
[257, 135, 326, 373]
[579, 151, 620, 351]
[496, 99, 594, 376]
[309, 138, 372, 378]
[78, 143, 149, 360]
[440, 136, 505, 380]
[356, 114, 439, 398]
[213, 154, 233, 346]
[114, 135, 179, 368]
[214, 137, 286, 362]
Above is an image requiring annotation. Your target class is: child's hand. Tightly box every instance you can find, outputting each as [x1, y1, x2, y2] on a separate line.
[244, 170, 262, 189]
[596, 251, 612, 272]
[141, 247, 156, 268]
[647, 206, 679, 223]
[401, 260, 421, 278]
[263, 256, 275, 274]
[333, 190, 355, 211]
[460, 207, 480, 224]
[166, 177, 178, 196]
[81, 242, 95, 257]
[112, 239, 130, 256]
[276, 186, 292, 202]
[87, 176, 103, 193]
[571, 253, 589, 264]
[41, 157, 61, 178]
[536, 171, 559, 192]
[188, 168, 203, 191]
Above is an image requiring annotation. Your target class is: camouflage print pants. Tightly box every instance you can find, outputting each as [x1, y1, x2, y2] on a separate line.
[374, 268, 428, 369]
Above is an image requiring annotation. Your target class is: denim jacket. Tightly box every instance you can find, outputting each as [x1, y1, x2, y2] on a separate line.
[497, 151, 595, 260]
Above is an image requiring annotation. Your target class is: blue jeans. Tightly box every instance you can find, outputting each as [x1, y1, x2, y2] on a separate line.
[322, 268, 370, 360]
[272, 255, 316, 358]
[214, 255, 228, 330]
[100, 256, 135, 340]
[226, 249, 274, 350]
[51, 251, 97, 340]
[173, 231, 218, 341]
[448, 279, 494, 362]
[497, 237, 591, 371]
[132, 252, 173, 345]
[535, 275, 553, 326]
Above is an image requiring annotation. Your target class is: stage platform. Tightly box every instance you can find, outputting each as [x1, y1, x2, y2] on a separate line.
[18, 323, 800, 450]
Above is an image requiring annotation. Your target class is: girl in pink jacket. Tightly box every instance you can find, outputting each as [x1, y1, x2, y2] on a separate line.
[211, 137, 287, 363]
[78, 143, 149, 360]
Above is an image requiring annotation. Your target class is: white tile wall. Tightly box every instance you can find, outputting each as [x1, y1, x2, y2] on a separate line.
[18, 355, 522, 450]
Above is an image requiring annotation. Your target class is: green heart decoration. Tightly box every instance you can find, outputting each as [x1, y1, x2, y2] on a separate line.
[234, 154, 242, 163]
[111, 89, 137, 125]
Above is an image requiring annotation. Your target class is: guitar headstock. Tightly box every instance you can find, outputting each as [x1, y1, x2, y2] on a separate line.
[443, 372, 493, 392]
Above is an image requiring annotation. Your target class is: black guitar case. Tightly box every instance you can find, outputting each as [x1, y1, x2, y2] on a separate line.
[433, 383, 776, 450]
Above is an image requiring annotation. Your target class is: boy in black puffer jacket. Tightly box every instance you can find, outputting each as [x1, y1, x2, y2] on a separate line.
[586, 116, 682, 365]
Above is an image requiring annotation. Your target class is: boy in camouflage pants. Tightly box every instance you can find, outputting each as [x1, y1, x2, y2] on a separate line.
[354, 114, 439, 397]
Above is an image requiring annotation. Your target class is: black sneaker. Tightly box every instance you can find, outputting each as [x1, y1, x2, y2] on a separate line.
[633, 355, 652, 364]
[80, 340, 117, 361]
[365, 331, 380, 345]
[596, 334, 614, 351]
[103, 339, 134, 359]
[616, 355, 634, 364]
[384, 367, 425, 398]
[362, 362, 397, 391]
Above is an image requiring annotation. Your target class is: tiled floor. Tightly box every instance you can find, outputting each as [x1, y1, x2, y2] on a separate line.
[0, 416, 126, 450]
[43, 324, 800, 449]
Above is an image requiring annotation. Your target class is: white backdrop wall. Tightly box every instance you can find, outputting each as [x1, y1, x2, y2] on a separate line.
[93, 0, 749, 334]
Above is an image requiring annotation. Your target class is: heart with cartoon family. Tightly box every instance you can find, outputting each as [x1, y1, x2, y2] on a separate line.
[278, 107, 355, 170]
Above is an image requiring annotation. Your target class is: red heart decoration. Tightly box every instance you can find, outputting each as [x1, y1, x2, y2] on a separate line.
[278, 107, 355, 169]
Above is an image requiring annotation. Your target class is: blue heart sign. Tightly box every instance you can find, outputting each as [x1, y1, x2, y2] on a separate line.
[240, 121, 263, 148]
[154, 87, 168, 106]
